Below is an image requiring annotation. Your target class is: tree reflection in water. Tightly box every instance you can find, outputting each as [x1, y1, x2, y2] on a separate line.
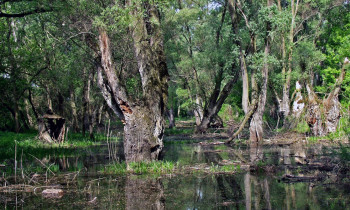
[125, 175, 165, 210]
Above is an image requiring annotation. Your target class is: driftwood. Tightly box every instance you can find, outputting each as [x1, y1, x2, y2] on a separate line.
[38, 111, 65, 143]
[281, 174, 319, 183]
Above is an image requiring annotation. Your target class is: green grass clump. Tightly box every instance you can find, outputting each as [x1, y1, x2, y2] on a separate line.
[102, 161, 177, 175]
[209, 163, 240, 173]
[102, 162, 127, 174]
[294, 120, 310, 133]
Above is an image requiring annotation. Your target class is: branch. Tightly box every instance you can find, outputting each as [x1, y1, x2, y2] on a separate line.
[0, 7, 53, 18]
[226, 100, 258, 144]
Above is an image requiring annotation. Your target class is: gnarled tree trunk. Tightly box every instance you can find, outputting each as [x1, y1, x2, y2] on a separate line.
[97, 0, 168, 164]
[306, 58, 349, 136]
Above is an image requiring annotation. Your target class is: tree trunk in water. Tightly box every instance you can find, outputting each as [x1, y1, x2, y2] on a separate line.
[98, 0, 168, 164]
[249, 0, 272, 142]
[124, 107, 165, 163]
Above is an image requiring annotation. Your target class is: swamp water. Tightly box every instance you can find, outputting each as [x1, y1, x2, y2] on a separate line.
[0, 140, 349, 209]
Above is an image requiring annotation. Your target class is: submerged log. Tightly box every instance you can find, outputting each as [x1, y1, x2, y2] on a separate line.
[42, 189, 64, 198]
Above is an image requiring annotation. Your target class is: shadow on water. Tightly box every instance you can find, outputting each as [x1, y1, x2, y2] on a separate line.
[1, 139, 350, 209]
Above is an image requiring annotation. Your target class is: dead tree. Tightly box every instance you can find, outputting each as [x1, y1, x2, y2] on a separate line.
[38, 111, 65, 143]
[306, 58, 349, 136]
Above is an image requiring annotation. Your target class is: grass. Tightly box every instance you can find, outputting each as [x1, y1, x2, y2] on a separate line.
[209, 163, 240, 173]
[0, 131, 117, 161]
[164, 127, 194, 135]
[101, 161, 177, 175]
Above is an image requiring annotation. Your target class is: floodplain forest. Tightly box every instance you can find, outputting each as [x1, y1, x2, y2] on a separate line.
[0, 0, 350, 209]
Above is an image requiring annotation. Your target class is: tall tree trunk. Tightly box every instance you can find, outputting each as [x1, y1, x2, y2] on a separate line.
[241, 51, 249, 115]
[14, 101, 20, 133]
[24, 98, 33, 127]
[228, 0, 250, 114]
[82, 68, 93, 139]
[69, 87, 79, 132]
[98, 0, 168, 164]
[249, 0, 272, 142]
[194, 96, 204, 126]
[167, 108, 175, 129]
[28, 89, 39, 120]
[45, 86, 52, 111]
[281, 0, 299, 121]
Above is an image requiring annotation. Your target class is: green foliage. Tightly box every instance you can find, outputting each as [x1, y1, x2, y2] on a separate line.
[317, 8, 350, 106]
[294, 120, 310, 134]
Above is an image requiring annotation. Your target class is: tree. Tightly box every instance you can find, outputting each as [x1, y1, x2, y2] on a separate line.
[97, 0, 169, 163]
[164, 0, 240, 133]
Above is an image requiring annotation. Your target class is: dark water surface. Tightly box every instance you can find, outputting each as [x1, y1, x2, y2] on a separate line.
[1, 140, 349, 209]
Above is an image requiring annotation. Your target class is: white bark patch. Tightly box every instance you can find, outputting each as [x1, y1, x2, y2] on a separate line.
[292, 81, 304, 118]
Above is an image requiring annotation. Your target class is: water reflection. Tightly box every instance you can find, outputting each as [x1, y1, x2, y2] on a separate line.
[125, 176, 165, 210]
[1, 141, 350, 209]
[249, 142, 263, 164]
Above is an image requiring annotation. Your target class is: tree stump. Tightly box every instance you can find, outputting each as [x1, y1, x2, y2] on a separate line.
[38, 111, 65, 143]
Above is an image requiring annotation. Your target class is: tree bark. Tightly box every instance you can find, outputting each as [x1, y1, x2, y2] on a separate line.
[82, 68, 94, 139]
[249, 0, 272, 142]
[306, 58, 349, 136]
[24, 98, 33, 127]
[194, 96, 204, 126]
[167, 108, 175, 129]
[69, 87, 79, 132]
[306, 84, 325, 136]
[98, 0, 168, 164]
